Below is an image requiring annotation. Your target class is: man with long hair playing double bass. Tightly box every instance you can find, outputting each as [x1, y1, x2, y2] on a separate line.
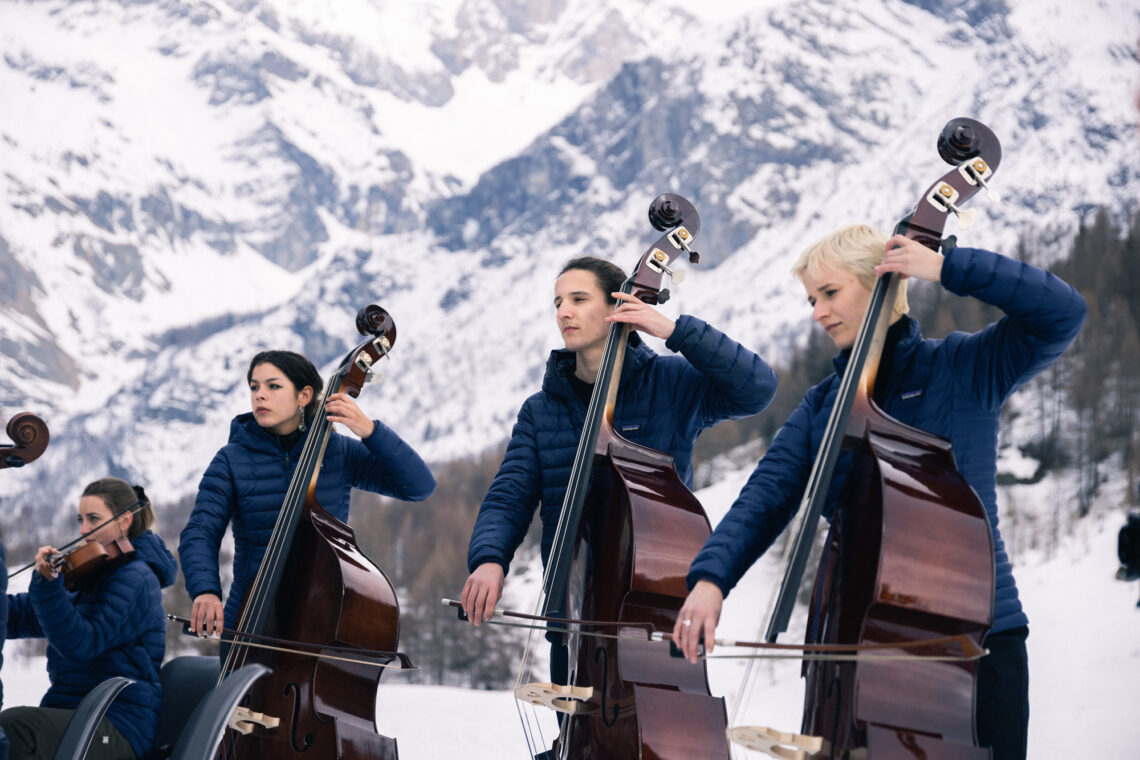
[461, 254, 778, 683]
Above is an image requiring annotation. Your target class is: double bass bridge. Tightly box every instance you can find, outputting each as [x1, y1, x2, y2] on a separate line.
[228, 705, 281, 735]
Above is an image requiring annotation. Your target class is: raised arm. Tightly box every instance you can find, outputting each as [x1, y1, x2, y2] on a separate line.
[349, 419, 436, 502]
[665, 315, 779, 426]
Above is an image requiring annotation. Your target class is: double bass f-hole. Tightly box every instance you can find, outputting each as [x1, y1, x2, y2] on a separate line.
[284, 683, 313, 753]
[593, 647, 619, 728]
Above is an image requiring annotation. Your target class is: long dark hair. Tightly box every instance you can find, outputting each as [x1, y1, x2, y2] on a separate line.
[81, 478, 154, 539]
[559, 256, 627, 305]
[247, 350, 324, 428]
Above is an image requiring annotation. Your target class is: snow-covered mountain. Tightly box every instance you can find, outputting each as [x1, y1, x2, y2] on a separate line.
[1, 0, 1138, 516]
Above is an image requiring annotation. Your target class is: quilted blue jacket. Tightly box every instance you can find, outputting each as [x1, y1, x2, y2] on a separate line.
[688, 246, 1087, 634]
[1, 539, 6, 732]
[467, 314, 778, 574]
[179, 414, 435, 629]
[6, 531, 178, 759]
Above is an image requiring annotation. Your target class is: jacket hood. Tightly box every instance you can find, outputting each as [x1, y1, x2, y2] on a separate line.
[131, 531, 179, 588]
[541, 340, 657, 403]
[831, 315, 920, 375]
[227, 412, 305, 456]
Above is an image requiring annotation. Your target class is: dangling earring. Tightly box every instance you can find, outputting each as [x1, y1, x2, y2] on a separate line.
[298, 406, 307, 432]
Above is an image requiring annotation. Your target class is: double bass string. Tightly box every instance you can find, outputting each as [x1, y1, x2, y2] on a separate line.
[511, 271, 638, 755]
[221, 366, 338, 680]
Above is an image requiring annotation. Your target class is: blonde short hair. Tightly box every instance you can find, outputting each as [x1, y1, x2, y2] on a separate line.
[791, 224, 909, 316]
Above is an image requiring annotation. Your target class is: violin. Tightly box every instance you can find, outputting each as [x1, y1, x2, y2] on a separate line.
[53, 535, 135, 591]
[8, 499, 146, 590]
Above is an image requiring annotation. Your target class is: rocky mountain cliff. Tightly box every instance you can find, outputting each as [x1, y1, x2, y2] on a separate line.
[1, 0, 1137, 521]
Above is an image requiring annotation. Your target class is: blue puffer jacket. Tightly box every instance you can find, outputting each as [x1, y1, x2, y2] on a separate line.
[1, 538, 7, 707]
[6, 531, 178, 759]
[1, 538, 6, 722]
[179, 414, 435, 628]
[688, 246, 1087, 634]
[467, 315, 779, 574]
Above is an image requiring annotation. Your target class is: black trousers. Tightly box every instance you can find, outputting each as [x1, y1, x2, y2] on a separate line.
[0, 707, 135, 760]
[976, 625, 1029, 760]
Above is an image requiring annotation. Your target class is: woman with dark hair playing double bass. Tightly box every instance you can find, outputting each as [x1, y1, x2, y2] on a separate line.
[2, 478, 177, 760]
[179, 349, 435, 640]
[461, 254, 779, 684]
[674, 226, 1086, 760]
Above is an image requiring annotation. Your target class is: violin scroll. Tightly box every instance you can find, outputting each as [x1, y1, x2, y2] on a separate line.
[2, 412, 50, 469]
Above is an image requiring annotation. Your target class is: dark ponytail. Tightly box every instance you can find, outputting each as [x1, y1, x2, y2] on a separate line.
[81, 478, 155, 538]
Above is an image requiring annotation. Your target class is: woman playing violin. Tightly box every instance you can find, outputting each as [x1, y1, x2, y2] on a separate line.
[461, 255, 778, 679]
[674, 226, 1086, 760]
[179, 349, 435, 638]
[2, 478, 177, 760]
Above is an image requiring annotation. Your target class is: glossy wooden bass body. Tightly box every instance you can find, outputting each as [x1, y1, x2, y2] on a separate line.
[764, 119, 1003, 759]
[218, 306, 403, 760]
[542, 195, 730, 760]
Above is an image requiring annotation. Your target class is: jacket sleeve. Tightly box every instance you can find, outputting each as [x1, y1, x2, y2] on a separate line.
[940, 246, 1087, 410]
[5, 591, 45, 639]
[178, 449, 236, 601]
[346, 421, 436, 501]
[687, 382, 824, 596]
[466, 401, 542, 574]
[28, 564, 156, 661]
[664, 315, 778, 432]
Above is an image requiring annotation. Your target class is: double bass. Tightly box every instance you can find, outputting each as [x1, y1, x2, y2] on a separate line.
[214, 305, 411, 759]
[514, 195, 731, 760]
[741, 118, 1002, 759]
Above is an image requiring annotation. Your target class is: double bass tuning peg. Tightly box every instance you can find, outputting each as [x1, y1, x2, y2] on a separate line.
[646, 249, 688, 289]
[927, 182, 977, 231]
[959, 157, 1002, 204]
[670, 227, 701, 264]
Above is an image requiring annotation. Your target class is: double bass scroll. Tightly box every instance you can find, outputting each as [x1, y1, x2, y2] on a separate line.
[1, 412, 49, 470]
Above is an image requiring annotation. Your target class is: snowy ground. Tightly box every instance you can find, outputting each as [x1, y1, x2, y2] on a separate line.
[3, 467, 1138, 758]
